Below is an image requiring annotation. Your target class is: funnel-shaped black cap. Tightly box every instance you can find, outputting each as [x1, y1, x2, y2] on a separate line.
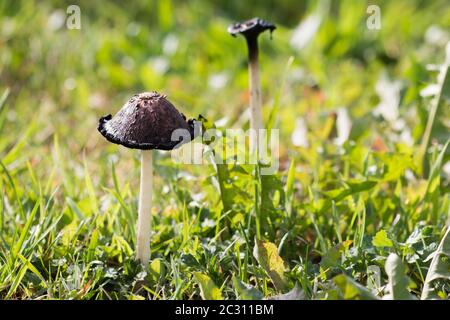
[228, 17, 276, 39]
[98, 92, 195, 150]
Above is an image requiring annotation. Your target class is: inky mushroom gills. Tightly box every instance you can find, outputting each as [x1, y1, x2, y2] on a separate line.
[98, 92, 196, 265]
[228, 18, 276, 154]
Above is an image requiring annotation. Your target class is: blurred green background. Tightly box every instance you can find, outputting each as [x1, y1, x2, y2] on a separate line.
[1, 0, 449, 183]
[0, 0, 449, 299]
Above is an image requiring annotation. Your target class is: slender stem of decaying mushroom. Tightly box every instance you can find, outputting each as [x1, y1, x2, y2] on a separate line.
[136, 150, 153, 265]
[246, 36, 263, 156]
[246, 36, 263, 240]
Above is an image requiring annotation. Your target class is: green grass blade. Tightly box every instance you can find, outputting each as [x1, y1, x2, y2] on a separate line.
[421, 227, 450, 300]
[11, 197, 41, 261]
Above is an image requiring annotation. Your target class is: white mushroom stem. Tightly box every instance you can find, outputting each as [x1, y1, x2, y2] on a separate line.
[136, 150, 153, 265]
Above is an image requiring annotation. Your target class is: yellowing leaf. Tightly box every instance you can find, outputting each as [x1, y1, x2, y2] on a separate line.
[333, 274, 379, 300]
[253, 240, 287, 291]
[372, 230, 393, 247]
[193, 272, 223, 300]
[149, 258, 166, 283]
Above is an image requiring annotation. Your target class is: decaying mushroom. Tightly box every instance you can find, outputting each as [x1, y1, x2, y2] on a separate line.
[98, 92, 196, 265]
[228, 17, 276, 154]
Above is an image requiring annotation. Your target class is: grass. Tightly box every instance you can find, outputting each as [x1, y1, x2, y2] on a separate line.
[0, 0, 449, 299]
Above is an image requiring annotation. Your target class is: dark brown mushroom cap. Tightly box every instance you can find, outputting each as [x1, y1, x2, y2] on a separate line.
[228, 17, 276, 38]
[98, 92, 196, 150]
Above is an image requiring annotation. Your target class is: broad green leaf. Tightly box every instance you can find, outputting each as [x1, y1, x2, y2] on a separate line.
[266, 284, 304, 300]
[376, 152, 414, 182]
[320, 240, 353, 268]
[333, 274, 379, 300]
[384, 254, 416, 300]
[149, 258, 166, 283]
[205, 142, 253, 214]
[260, 173, 285, 215]
[253, 240, 287, 291]
[193, 272, 223, 300]
[232, 276, 263, 300]
[372, 230, 394, 248]
[421, 227, 450, 300]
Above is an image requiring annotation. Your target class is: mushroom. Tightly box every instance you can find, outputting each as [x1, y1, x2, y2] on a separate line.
[228, 17, 276, 154]
[98, 92, 196, 265]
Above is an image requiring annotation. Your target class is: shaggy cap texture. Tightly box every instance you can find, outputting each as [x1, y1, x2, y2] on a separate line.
[228, 17, 276, 38]
[98, 92, 195, 150]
